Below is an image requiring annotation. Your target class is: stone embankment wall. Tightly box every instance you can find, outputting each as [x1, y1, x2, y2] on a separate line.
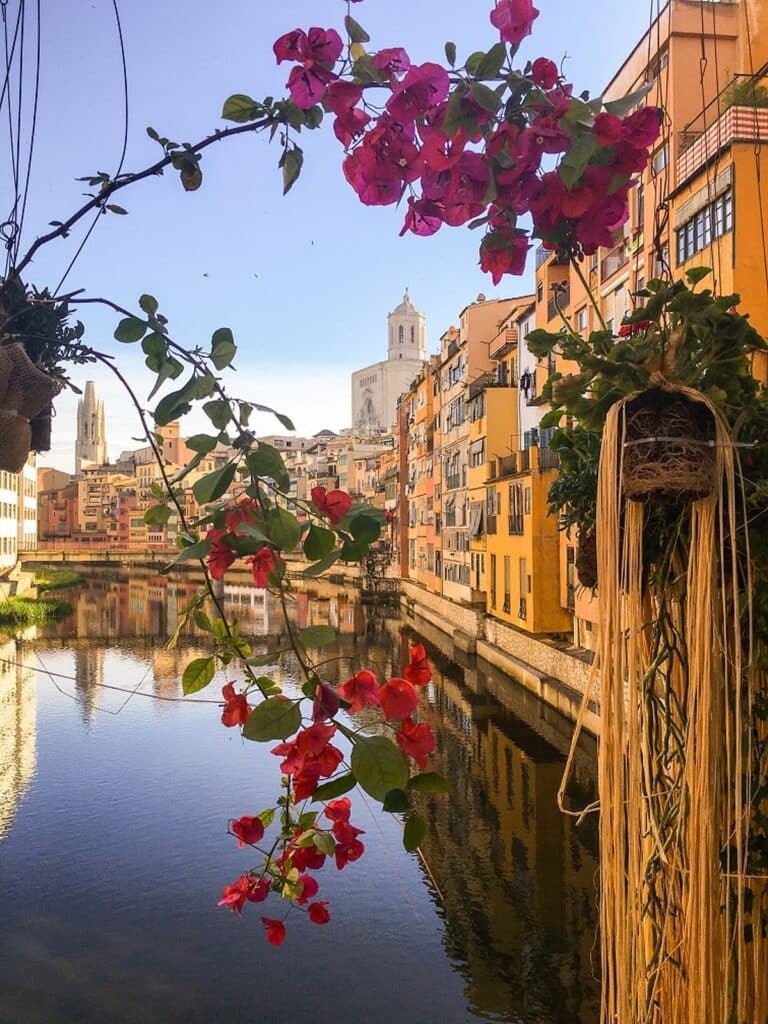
[401, 580, 599, 736]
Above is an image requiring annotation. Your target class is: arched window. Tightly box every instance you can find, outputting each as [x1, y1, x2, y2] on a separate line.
[411, 326, 415, 344]
[399, 325, 404, 344]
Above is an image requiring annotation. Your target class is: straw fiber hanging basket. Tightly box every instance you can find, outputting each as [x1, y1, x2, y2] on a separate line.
[621, 387, 717, 504]
[0, 343, 62, 472]
[575, 529, 598, 589]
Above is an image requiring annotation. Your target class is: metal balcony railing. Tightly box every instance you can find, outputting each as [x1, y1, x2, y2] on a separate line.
[547, 284, 570, 322]
[600, 241, 629, 280]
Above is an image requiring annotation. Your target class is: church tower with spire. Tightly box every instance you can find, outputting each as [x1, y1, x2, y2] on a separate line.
[75, 380, 107, 473]
[351, 291, 428, 432]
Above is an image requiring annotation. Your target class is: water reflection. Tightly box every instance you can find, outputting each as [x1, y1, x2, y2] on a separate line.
[7, 572, 598, 1023]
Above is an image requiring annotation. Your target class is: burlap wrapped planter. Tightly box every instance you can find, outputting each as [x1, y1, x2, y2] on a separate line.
[0, 343, 62, 472]
[576, 529, 598, 589]
[622, 387, 716, 504]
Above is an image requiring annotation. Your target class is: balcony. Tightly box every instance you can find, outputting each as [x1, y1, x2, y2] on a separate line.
[600, 240, 629, 281]
[489, 327, 518, 361]
[546, 283, 570, 323]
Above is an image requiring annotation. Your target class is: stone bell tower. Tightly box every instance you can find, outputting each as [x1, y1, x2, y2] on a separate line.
[75, 380, 107, 473]
[387, 289, 427, 362]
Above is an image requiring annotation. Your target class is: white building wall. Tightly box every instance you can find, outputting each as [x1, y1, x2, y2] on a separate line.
[517, 309, 545, 440]
[0, 470, 19, 570]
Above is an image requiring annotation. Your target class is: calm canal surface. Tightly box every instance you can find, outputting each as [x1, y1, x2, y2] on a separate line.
[0, 572, 599, 1024]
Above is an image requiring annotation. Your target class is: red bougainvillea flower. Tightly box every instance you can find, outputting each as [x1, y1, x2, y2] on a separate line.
[261, 917, 287, 946]
[287, 62, 337, 109]
[273, 27, 343, 67]
[247, 546, 280, 587]
[490, 0, 539, 45]
[334, 822, 366, 870]
[224, 497, 258, 534]
[396, 717, 437, 769]
[272, 723, 344, 799]
[285, 835, 327, 873]
[372, 47, 411, 78]
[339, 669, 381, 712]
[308, 900, 331, 925]
[400, 196, 445, 238]
[230, 815, 265, 848]
[312, 681, 340, 722]
[530, 57, 559, 90]
[221, 683, 251, 728]
[403, 643, 432, 686]
[324, 797, 352, 824]
[297, 874, 319, 905]
[218, 874, 269, 914]
[324, 80, 363, 116]
[479, 227, 531, 284]
[593, 111, 623, 147]
[273, 29, 308, 64]
[206, 528, 236, 581]
[311, 486, 353, 524]
[618, 320, 653, 338]
[380, 677, 419, 721]
[623, 106, 662, 148]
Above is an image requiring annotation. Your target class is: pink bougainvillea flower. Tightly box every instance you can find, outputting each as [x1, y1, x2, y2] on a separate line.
[372, 47, 411, 77]
[297, 874, 320, 905]
[304, 27, 343, 66]
[593, 111, 623, 147]
[333, 107, 371, 148]
[287, 62, 337, 110]
[218, 874, 269, 914]
[479, 227, 531, 283]
[221, 683, 251, 728]
[399, 196, 445, 238]
[324, 80, 364, 116]
[207, 528, 236, 581]
[230, 815, 265, 848]
[311, 486, 353, 524]
[386, 62, 450, 124]
[308, 900, 331, 925]
[403, 643, 432, 686]
[247, 546, 280, 587]
[490, 0, 539, 45]
[622, 106, 662, 148]
[339, 669, 381, 712]
[395, 717, 437, 769]
[530, 57, 559, 90]
[273, 29, 308, 64]
[380, 677, 419, 721]
[261, 917, 287, 946]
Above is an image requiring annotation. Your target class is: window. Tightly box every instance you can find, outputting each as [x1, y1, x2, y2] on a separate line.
[577, 307, 588, 332]
[636, 179, 645, 231]
[676, 191, 733, 265]
[536, 281, 544, 302]
[519, 557, 528, 620]
[503, 556, 511, 613]
[508, 483, 524, 535]
[469, 438, 485, 468]
[490, 554, 497, 608]
[411, 326, 415, 344]
[652, 145, 667, 177]
[524, 487, 531, 515]
[399, 326, 404, 344]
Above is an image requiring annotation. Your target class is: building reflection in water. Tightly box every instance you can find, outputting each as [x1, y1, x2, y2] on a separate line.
[0, 636, 36, 841]
[33, 572, 600, 1022]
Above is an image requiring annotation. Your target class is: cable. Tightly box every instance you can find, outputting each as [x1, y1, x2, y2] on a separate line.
[13, 0, 39, 264]
[740, 1, 768, 299]
[54, 0, 129, 290]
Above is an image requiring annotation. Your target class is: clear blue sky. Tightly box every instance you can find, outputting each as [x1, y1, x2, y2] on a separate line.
[5, 0, 651, 471]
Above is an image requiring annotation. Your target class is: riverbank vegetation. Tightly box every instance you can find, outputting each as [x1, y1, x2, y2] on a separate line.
[0, 596, 73, 627]
[33, 569, 85, 591]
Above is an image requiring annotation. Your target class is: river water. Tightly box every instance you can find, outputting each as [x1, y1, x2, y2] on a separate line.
[0, 572, 599, 1024]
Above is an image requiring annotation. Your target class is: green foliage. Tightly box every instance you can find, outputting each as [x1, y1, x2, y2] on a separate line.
[0, 596, 72, 628]
[382, 789, 409, 812]
[299, 625, 337, 649]
[264, 506, 301, 551]
[193, 463, 236, 505]
[33, 569, 84, 591]
[408, 772, 451, 794]
[311, 774, 356, 801]
[242, 697, 302, 741]
[351, 735, 409, 802]
[181, 657, 215, 695]
[720, 76, 768, 112]
[403, 813, 427, 852]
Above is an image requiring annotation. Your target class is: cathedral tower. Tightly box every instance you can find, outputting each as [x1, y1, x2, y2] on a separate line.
[75, 380, 107, 473]
[387, 290, 427, 362]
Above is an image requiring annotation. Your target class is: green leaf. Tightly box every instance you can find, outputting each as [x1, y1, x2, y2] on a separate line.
[300, 625, 337, 649]
[182, 657, 215, 695]
[344, 14, 370, 43]
[222, 93, 263, 123]
[464, 50, 486, 76]
[194, 610, 213, 633]
[210, 327, 237, 370]
[558, 132, 597, 189]
[475, 41, 507, 79]
[161, 537, 211, 572]
[242, 697, 301, 742]
[106, 204, 127, 215]
[282, 147, 304, 195]
[444, 41, 456, 67]
[154, 375, 197, 425]
[382, 788, 409, 813]
[144, 504, 171, 527]
[114, 316, 147, 343]
[139, 294, 158, 315]
[186, 433, 220, 454]
[303, 549, 342, 578]
[311, 773, 356, 802]
[685, 266, 712, 287]
[539, 408, 565, 430]
[313, 831, 336, 856]
[265, 506, 301, 551]
[303, 524, 335, 562]
[258, 807, 276, 829]
[409, 772, 451, 794]
[350, 513, 380, 545]
[403, 813, 427, 852]
[192, 463, 237, 505]
[202, 400, 231, 430]
[603, 82, 653, 118]
[351, 735, 409, 802]
[469, 81, 502, 113]
[247, 445, 289, 490]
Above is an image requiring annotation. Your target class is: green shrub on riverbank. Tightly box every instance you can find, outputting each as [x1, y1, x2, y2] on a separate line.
[33, 569, 85, 591]
[0, 597, 73, 627]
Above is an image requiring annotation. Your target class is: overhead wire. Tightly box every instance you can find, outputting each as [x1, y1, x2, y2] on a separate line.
[13, 0, 39, 265]
[740, 0, 768, 298]
[54, 0, 129, 291]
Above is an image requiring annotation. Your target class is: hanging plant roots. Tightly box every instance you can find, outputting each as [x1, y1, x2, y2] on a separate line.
[576, 529, 598, 589]
[622, 387, 716, 503]
[30, 403, 54, 454]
